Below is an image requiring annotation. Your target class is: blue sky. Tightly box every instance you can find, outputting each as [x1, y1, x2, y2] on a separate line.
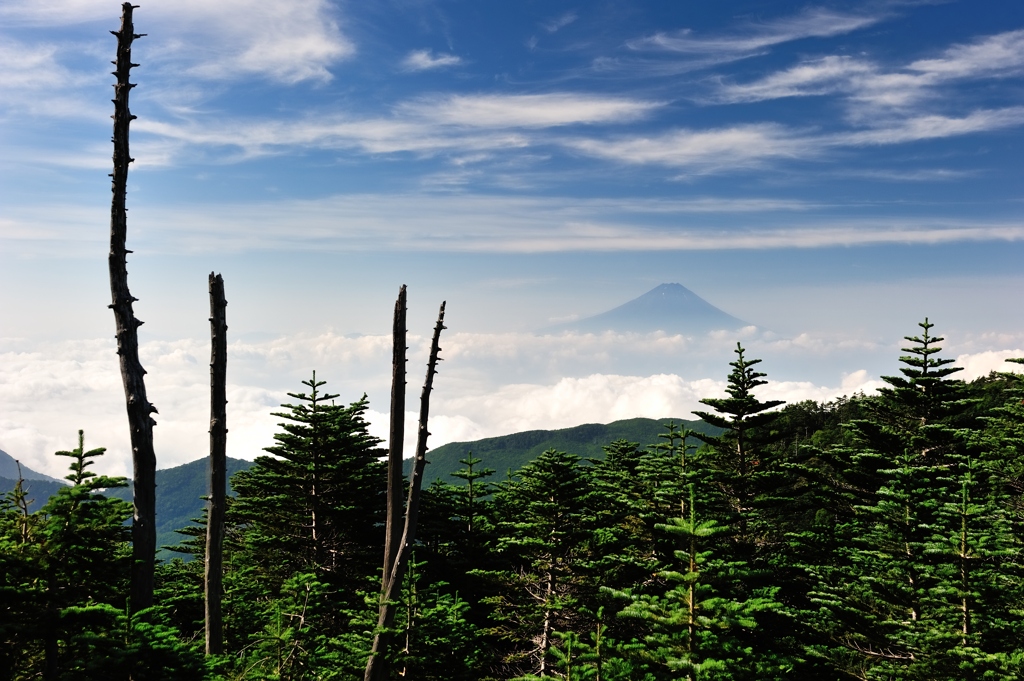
[2, 0, 1023, 477]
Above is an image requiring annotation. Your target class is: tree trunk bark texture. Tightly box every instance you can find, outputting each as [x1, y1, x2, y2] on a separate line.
[108, 2, 156, 615]
[205, 273, 227, 655]
[365, 299, 446, 681]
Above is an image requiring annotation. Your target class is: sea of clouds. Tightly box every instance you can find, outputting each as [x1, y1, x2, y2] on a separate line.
[2, 327, 1022, 480]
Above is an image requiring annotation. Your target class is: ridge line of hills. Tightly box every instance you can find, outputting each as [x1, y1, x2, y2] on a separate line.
[3, 417, 716, 557]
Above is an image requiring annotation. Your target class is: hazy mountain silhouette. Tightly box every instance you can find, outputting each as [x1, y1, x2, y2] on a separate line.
[544, 283, 748, 334]
[0, 448, 64, 484]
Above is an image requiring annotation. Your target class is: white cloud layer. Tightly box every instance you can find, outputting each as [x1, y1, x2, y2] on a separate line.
[2, 330, 1020, 481]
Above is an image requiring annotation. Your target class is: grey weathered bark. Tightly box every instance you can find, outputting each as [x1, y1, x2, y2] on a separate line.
[205, 273, 227, 655]
[108, 2, 156, 614]
[365, 300, 446, 681]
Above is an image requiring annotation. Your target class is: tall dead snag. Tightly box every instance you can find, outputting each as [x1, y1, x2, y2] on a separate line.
[108, 2, 156, 614]
[365, 300, 446, 681]
[366, 285, 407, 681]
[384, 285, 408, 590]
[205, 273, 228, 655]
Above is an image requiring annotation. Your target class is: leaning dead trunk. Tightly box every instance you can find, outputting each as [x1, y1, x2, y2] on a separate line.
[365, 300, 446, 681]
[205, 273, 227, 655]
[108, 2, 156, 614]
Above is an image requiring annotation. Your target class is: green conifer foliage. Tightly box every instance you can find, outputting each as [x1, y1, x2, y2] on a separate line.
[590, 438, 667, 590]
[450, 453, 496, 537]
[0, 432, 205, 680]
[418, 452, 498, 568]
[483, 449, 599, 677]
[2, 432, 133, 679]
[811, 320, 1024, 679]
[229, 374, 386, 594]
[221, 375, 387, 672]
[611, 487, 789, 681]
[394, 573, 486, 680]
[691, 343, 784, 537]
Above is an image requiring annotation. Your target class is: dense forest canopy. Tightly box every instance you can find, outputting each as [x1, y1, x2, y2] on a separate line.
[3, 320, 1023, 680]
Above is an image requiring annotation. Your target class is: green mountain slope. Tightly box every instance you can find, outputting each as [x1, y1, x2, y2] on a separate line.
[105, 457, 255, 556]
[406, 417, 719, 487]
[0, 476, 69, 513]
[6, 418, 713, 554]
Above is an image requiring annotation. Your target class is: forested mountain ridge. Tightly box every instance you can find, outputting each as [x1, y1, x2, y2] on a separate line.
[0, 476, 67, 513]
[0, 456, 254, 554]
[405, 416, 721, 485]
[4, 420, 715, 550]
[104, 456, 254, 557]
[4, 324, 1024, 680]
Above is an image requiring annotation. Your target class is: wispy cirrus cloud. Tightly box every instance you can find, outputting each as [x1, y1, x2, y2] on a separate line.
[120, 93, 659, 162]
[150, 0, 355, 84]
[628, 7, 883, 56]
[837, 107, 1024, 145]
[715, 30, 1024, 117]
[0, 36, 109, 120]
[401, 49, 462, 71]
[714, 55, 874, 103]
[0, 40, 71, 90]
[565, 123, 813, 170]
[1, 0, 355, 84]
[909, 29, 1024, 79]
[542, 11, 578, 34]
[6, 193, 1024, 257]
[567, 107, 1024, 171]
[400, 93, 661, 128]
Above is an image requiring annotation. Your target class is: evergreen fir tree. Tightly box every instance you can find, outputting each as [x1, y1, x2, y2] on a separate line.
[610, 487, 790, 681]
[224, 375, 387, 667]
[0, 432, 205, 680]
[228, 374, 386, 594]
[809, 320, 1017, 680]
[481, 449, 599, 677]
[691, 343, 784, 539]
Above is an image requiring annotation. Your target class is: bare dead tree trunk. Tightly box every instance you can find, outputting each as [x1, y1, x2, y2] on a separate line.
[539, 568, 555, 677]
[365, 300, 446, 681]
[384, 286, 407, 583]
[205, 273, 227, 656]
[108, 2, 156, 615]
[365, 286, 407, 681]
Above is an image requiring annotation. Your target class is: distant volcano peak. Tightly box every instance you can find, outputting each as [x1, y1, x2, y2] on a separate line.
[543, 283, 747, 335]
